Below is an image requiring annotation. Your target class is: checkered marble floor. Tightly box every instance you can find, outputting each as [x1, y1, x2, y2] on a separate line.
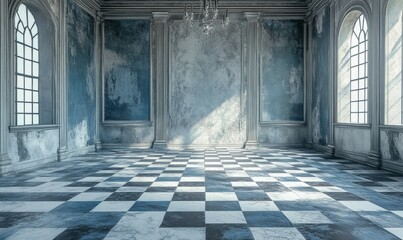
[1, 148, 403, 240]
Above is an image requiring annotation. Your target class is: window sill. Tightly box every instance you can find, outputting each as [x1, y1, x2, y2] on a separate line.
[9, 124, 60, 133]
[333, 123, 371, 128]
[379, 125, 403, 131]
[260, 121, 306, 127]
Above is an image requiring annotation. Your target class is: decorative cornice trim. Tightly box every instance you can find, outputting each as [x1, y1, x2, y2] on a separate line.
[101, 1, 307, 18]
[75, 0, 101, 17]
[306, 0, 332, 20]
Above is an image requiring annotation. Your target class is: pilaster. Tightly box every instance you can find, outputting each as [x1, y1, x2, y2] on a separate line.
[94, 11, 103, 151]
[0, 0, 12, 174]
[244, 12, 260, 149]
[152, 12, 169, 149]
[58, 0, 69, 161]
[327, 1, 335, 156]
[369, 0, 381, 168]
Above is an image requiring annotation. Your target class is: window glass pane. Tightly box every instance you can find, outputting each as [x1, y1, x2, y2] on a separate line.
[17, 103, 24, 113]
[16, 31, 24, 43]
[25, 90, 32, 102]
[17, 75, 24, 88]
[24, 30, 32, 45]
[351, 113, 358, 123]
[25, 103, 32, 113]
[31, 24, 38, 36]
[16, 43, 24, 57]
[33, 114, 39, 125]
[17, 89, 24, 101]
[17, 114, 24, 126]
[351, 90, 358, 101]
[351, 66, 358, 79]
[25, 115, 32, 125]
[351, 80, 358, 90]
[32, 78, 38, 91]
[351, 55, 358, 66]
[25, 77, 32, 89]
[33, 36, 38, 49]
[17, 57, 24, 73]
[27, 10, 35, 29]
[24, 60, 32, 75]
[33, 49, 38, 62]
[33, 103, 39, 114]
[17, 4, 27, 25]
[25, 45, 32, 59]
[32, 62, 39, 77]
[33, 91, 38, 103]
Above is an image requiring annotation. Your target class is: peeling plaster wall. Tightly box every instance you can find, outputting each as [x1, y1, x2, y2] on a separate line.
[67, 0, 96, 150]
[381, 130, 403, 163]
[100, 19, 153, 146]
[259, 19, 306, 146]
[168, 21, 246, 146]
[104, 20, 151, 121]
[335, 127, 371, 154]
[261, 19, 305, 122]
[311, 7, 330, 146]
[8, 130, 59, 164]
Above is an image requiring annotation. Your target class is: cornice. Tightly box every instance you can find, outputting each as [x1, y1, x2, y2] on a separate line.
[306, 0, 332, 20]
[75, 0, 101, 17]
[100, 1, 308, 19]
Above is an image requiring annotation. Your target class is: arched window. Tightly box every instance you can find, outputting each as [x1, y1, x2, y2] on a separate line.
[337, 11, 369, 124]
[385, 0, 403, 125]
[350, 15, 368, 123]
[15, 3, 39, 126]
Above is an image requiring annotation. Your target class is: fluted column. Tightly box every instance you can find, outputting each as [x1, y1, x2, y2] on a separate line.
[244, 12, 260, 148]
[152, 12, 169, 149]
[58, 0, 68, 161]
[94, 11, 103, 151]
[0, 0, 12, 174]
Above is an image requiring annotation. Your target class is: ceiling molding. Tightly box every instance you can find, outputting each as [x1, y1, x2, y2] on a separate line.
[100, 1, 308, 18]
[75, 0, 101, 17]
[306, 0, 332, 20]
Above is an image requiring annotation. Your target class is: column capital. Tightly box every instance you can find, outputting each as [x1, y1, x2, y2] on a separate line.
[152, 12, 169, 23]
[244, 12, 260, 23]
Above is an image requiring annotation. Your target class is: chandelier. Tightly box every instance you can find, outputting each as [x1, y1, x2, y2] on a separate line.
[183, 0, 230, 35]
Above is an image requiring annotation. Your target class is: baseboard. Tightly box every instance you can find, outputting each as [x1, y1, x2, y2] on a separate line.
[166, 144, 245, 150]
[259, 143, 306, 149]
[312, 144, 334, 156]
[335, 148, 378, 168]
[102, 143, 153, 150]
[381, 159, 403, 174]
[64, 145, 96, 159]
[11, 154, 59, 173]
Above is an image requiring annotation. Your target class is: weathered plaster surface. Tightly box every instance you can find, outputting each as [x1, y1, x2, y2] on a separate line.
[67, 0, 96, 149]
[311, 7, 330, 146]
[104, 20, 150, 121]
[8, 130, 59, 163]
[261, 19, 304, 122]
[381, 130, 403, 162]
[335, 127, 371, 154]
[101, 126, 155, 145]
[168, 21, 246, 146]
[258, 126, 307, 145]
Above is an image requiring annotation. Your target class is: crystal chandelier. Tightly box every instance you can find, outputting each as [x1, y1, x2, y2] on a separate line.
[183, 0, 230, 35]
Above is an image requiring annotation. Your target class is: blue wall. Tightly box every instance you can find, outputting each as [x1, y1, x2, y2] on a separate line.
[261, 19, 305, 122]
[66, 0, 96, 148]
[104, 20, 150, 121]
[311, 7, 330, 146]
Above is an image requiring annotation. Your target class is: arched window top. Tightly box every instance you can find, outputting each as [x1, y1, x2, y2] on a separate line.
[337, 11, 369, 124]
[15, 3, 38, 49]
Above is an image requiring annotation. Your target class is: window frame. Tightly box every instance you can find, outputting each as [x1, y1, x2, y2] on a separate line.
[14, 3, 40, 126]
[350, 14, 369, 124]
[8, 0, 59, 132]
